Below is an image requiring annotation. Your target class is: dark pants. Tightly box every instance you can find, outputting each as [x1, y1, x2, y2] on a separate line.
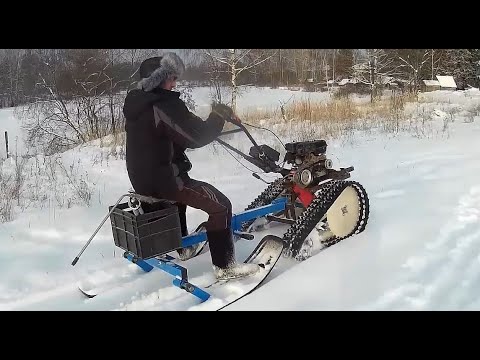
[164, 177, 234, 269]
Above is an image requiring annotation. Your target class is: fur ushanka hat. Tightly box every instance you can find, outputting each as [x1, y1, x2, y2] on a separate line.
[137, 52, 185, 92]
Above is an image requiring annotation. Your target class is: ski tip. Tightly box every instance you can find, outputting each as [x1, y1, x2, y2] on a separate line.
[78, 287, 97, 299]
[258, 234, 285, 248]
[260, 234, 284, 241]
[245, 234, 285, 264]
[71, 257, 79, 266]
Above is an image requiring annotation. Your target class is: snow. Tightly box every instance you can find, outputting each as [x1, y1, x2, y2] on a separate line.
[189, 85, 333, 117]
[423, 80, 440, 87]
[436, 75, 457, 89]
[1, 87, 480, 311]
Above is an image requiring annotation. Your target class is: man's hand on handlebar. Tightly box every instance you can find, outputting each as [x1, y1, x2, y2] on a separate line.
[211, 102, 241, 124]
[229, 114, 242, 124]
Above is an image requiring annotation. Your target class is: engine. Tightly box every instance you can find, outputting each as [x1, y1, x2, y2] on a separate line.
[247, 139, 353, 185]
[284, 140, 341, 188]
[284, 140, 328, 165]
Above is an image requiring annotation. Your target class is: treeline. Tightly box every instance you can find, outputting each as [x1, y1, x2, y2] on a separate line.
[2, 49, 479, 155]
[1, 49, 480, 108]
[0, 49, 163, 107]
[181, 49, 363, 87]
[182, 49, 480, 90]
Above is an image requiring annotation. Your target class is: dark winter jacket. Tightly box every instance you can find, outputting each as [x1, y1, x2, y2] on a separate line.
[123, 87, 225, 198]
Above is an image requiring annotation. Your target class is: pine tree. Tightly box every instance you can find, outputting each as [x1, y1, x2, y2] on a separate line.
[439, 49, 477, 89]
[336, 49, 354, 79]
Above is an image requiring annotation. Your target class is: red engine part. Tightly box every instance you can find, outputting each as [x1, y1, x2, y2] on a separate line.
[293, 184, 315, 207]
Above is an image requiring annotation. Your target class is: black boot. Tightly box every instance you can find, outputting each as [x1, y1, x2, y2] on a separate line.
[176, 203, 194, 260]
[177, 203, 188, 237]
[206, 228, 235, 269]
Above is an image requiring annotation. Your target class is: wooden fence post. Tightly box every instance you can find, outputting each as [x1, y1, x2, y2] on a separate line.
[5, 131, 9, 158]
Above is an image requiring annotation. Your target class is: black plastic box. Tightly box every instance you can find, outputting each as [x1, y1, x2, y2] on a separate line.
[109, 201, 182, 259]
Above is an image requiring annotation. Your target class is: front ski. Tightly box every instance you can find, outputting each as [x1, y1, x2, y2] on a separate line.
[78, 285, 101, 298]
[78, 236, 285, 309]
[193, 235, 285, 311]
[77, 265, 146, 299]
[78, 280, 124, 298]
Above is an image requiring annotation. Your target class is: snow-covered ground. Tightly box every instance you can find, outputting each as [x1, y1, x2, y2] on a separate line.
[1, 86, 480, 311]
[188, 85, 333, 117]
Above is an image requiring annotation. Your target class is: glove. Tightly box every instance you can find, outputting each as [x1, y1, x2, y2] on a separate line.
[175, 152, 192, 174]
[211, 102, 234, 122]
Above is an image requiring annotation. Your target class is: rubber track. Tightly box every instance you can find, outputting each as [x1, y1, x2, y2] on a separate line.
[282, 180, 370, 260]
[240, 178, 285, 232]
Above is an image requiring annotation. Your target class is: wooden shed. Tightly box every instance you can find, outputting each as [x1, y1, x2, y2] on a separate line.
[421, 79, 441, 92]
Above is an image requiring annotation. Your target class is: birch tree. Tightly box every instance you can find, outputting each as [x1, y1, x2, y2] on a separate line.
[201, 49, 276, 112]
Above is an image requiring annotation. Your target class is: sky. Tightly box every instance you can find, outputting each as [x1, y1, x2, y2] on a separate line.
[1, 86, 480, 311]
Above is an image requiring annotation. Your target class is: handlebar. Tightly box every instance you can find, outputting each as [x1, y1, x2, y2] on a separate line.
[218, 128, 244, 137]
[230, 121, 263, 153]
[215, 117, 282, 174]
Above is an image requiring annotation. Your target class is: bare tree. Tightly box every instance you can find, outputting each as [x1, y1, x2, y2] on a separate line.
[394, 49, 431, 93]
[429, 49, 444, 80]
[22, 72, 86, 154]
[121, 49, 160, 90]
[320, 51, 330, 90]
[335, 49, 355, 79]
[0, 49, 24, 106]
[353, 49, 400, 102]
[20, 49, 125, 154]
[200, 49, 277, 112]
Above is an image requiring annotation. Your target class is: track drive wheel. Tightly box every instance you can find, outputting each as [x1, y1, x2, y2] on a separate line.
[325, 185, 362, 238]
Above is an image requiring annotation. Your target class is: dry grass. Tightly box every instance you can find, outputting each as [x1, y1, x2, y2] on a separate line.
[0, 155, 27, 222]
[238, 90, 427, 141]
[97, 131, 127, 162]
[0, 151, 97, 223]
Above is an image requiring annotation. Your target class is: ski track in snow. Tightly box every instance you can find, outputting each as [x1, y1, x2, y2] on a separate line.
[374, 189, 405, 199]
[367, 185, 480, 311]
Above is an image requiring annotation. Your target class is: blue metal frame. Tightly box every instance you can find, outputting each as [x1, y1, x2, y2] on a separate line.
[124, 196, 287, 303]
[124, 253, 211, 302]
[180, 197, 287, 249]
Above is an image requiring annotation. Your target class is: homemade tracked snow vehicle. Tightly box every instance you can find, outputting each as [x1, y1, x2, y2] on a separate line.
[217, 123, 370, 261]
[71, 119, 369, 307]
